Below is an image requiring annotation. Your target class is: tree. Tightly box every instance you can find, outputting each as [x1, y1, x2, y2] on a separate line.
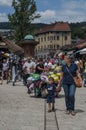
[8, 0, 40, 43]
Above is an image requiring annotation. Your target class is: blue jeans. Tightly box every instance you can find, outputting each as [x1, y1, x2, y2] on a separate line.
[63, 84, 76, 111]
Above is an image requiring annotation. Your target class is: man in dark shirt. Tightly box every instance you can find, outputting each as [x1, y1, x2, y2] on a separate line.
[35, 58, 44, 74]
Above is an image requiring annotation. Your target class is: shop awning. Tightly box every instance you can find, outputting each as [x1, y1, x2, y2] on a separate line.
[80, 48, 86, 54]
[80, 51, 86, 54]
[2, 38, 24, 55]
[67, 51, 74, 55]
[80, 48, 86, 52]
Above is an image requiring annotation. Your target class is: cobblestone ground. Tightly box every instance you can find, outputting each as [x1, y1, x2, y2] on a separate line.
[0, 81, 86, 130]
[56, 87, 86, 130]
[0, 81, 44, 130]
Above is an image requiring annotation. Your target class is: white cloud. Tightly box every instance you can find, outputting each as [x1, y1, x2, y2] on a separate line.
[34, 0, 86, 23]
[0, 13, 8, 22]
[0, 0, 12, 6]
[34, 8, 86, 23]
[0, 0, 86, 23]
[59, 0, 86, 22]
[34, 10, 57, 23]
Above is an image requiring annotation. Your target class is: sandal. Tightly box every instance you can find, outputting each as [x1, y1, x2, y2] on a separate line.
[71, 111, 76, 116]
[48, 110, 52, 113]
[66, 110, 71, 115]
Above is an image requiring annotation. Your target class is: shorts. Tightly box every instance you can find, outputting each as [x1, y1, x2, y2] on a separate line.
[47, 96, 55, 103]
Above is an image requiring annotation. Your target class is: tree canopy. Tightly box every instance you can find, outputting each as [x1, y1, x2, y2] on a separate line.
[8, 0, 40, 43]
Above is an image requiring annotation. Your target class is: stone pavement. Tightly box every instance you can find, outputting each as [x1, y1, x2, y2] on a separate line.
[56, 87, 86, 130]
[0, 81, 86, 130]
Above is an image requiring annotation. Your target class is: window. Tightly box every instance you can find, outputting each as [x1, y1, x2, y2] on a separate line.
[65, 32, 67, 34]
[57, 45, 59, 49]
[44, 36, 46, 41]
[41, 37, 43, 42]
[54, 45, 55, 49]
[65, 36, 67, 40]
[57, 36, 59, 40]
[57, 32, 59, 34]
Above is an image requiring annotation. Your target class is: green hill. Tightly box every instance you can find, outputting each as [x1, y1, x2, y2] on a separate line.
[0, 22, 86, 39]
[70, 22, 86, 39]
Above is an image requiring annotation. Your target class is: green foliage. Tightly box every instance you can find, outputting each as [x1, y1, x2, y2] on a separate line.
[8, 0, 40, 43]
[70, 22, 86, 39]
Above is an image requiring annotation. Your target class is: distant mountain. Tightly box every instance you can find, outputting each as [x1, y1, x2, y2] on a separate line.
[0, 22, 12, 29]
[0, 22, 48, 30]
[0, 22, 86, 39]
[70, 22, 86, 39]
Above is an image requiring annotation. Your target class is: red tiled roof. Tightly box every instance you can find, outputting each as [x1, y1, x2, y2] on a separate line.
[77, 39, 86, 44]
[76, 43, 86, 49]
[36, 22, 71, 35]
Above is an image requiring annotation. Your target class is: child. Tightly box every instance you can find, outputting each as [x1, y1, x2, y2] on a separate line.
[45, 77, 59, 112]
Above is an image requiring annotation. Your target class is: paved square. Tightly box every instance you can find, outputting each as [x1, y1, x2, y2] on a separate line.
[0, 81, 86, 130]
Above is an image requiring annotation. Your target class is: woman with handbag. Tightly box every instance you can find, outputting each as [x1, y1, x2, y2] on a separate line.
[58, 55, 82, 116]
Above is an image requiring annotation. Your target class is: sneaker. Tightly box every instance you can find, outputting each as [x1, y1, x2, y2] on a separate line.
[48, 110, 52, 113]
[13, 82, 15, 86]
[28, 89, 31, 94]
[66, 110, 71, 115]
[52, 107, 55, 112]
[71, 111, 76, 116]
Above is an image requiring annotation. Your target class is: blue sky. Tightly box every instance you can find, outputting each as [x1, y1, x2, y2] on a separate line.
[0, 0, 86, 23]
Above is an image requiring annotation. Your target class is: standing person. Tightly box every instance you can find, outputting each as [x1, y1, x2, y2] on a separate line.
[17, 60, 22, 81]
[58, 55, 82, 116]
[45, 77, 58, 112]
[35, 58, 45, 74]
[23, 57, 33, 85]
[23, 57, 34, 74]
[2, 59, 9, 80]
[0, 59, 3, 85]
[11, 59, 17, 86]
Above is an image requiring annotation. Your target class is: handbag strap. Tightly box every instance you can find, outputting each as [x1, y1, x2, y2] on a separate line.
[66, 66, 74, 80]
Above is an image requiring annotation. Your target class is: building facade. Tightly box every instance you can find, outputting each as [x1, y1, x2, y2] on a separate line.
[35, 22, 71, 58]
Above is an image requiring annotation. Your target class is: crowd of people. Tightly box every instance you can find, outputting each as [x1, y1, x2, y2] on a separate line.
[0, 55, 85, 115]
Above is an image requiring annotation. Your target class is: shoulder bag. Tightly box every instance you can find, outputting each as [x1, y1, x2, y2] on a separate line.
[66, 66, 82, 88]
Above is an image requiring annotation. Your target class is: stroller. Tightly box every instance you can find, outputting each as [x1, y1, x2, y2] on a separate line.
[27, 74, 41, 97]
[27, 73, 48, 97]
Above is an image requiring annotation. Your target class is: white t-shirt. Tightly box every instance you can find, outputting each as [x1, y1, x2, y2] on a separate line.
[23, 62, 33, 73]
[31, 61, 36, 69]
[3, 62, 9, 71]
